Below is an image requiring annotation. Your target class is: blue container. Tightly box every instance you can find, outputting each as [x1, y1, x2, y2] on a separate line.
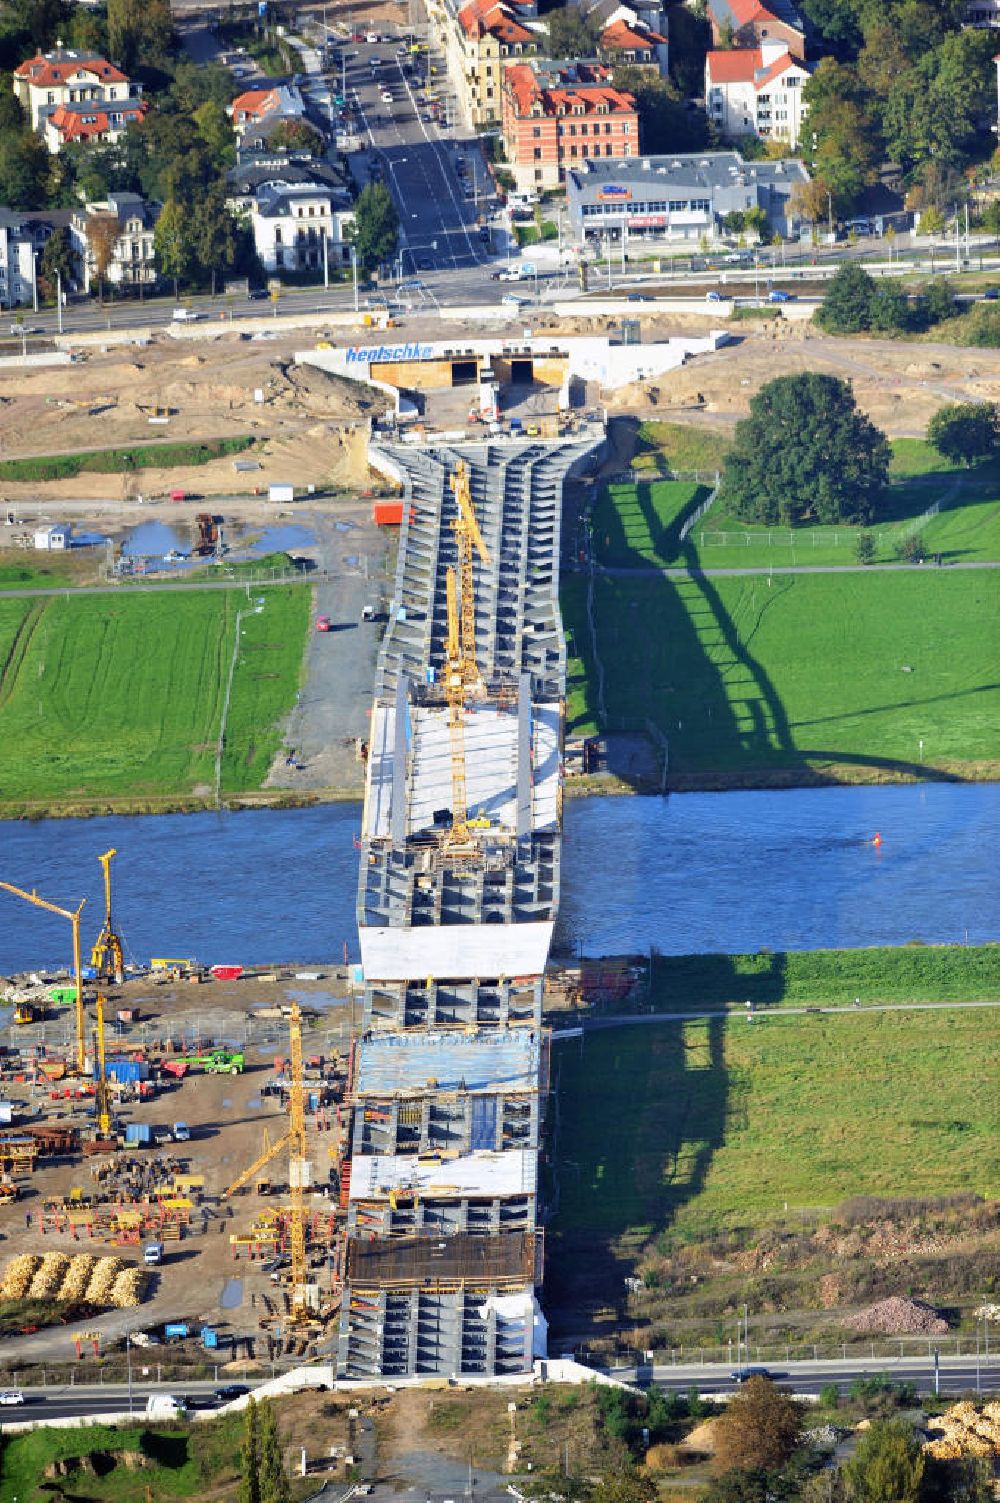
[164, 1323, 189, 1340]
[201, 1326, 219, 1349]
[125, 1123, 152, 1146]
[103, 1059, 148, 1084]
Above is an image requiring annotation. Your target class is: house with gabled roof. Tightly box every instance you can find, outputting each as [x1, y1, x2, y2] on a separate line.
[705, 38, 812, 147]
[13, 47, 146, 153]
[705, 0, 806, 52]
[501, 59, 638, 191]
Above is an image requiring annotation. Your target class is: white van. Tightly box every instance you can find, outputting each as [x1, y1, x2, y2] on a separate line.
[144, 1242, 164, 1266]
[171, 308, 202, 323]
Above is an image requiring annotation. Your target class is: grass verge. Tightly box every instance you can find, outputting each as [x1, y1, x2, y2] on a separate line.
[0, 437, 254, 483]
[0, 586, 308, 809]
[562, 568, 1000, 781]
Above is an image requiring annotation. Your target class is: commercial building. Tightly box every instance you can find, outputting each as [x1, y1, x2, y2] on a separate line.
[501, 60, 638, 192]
[705, 39, 812, 148]
[565, 150, 810, 242]
[13, 48, 145, 152]
[70, 193, 160, 293]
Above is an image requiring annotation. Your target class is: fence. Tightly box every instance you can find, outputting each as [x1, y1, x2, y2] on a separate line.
[605, 468, 721, 487]
[589, 1332, 997, 1369]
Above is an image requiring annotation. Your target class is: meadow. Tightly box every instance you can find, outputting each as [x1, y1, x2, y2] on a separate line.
[643, 944, 1000, 1013]
[547, 1009, 999, 1313]
[562, 568, 1000, 781]
[0, 436, 253, 482]
[0, 587, 308, 812]
[608, 434, 1000, 570]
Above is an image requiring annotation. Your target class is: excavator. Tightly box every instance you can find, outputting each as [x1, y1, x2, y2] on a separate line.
[91, 849, 125, 986]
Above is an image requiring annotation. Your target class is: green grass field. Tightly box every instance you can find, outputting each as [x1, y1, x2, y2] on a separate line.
[609, 435, 1000, 570]
[592, 480, 710, 567]
[562, 569, 1000, 779]
[550, 1010, 999, 1257]
[0, 1416, 244, 1503]
[641, 945, 1000, 1013]
[0, 587, 308, 810]
[0, 437, 253, 483]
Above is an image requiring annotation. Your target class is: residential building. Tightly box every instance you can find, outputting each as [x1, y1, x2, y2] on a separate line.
[42, 96, 148, 152]
[226, 154, 346, 216]
[501, 60, 638, 192]
[13, 47, 145, 152]
[705, 0, 806, 52]
[249, 184, 354, 275]
[578, 0, 668, 73]
[564, 150, 810, 242]
[70, 193, 160, 293]
[705, 39, 812, 147]
[0, 209, 40, 309]
[440, 0, 539, 130]
[230, 82, 306, 132]
[967, 1, 1000, 24]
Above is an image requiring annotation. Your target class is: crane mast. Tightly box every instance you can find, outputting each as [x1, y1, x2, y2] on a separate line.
[443, 462, 490, 849]
[286, 998, 309, 1319]
[0, 880, 87, 1074]
[91, 848, 125, 985]
[94, 993, 112, 1141]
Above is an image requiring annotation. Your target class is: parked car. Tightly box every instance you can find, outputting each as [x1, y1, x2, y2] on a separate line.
[315, 615, 332, 632]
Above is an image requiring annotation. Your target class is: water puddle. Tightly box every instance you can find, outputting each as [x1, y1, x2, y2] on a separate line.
[284, 987, 346, 1010]
[219, 1278, 243, 1309]
[122, 520, 189, 557]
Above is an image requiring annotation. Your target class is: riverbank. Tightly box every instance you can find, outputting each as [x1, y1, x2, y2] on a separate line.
[564, 759, 1000, 798]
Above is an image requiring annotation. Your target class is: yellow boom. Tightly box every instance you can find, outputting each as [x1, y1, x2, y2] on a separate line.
[0, 881, 86, 1074]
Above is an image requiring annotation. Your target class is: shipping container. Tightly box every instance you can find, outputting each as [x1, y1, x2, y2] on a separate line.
[268, 483, 295, 503]
[100, 1059, 148, 1084]
[372, 500, 415, 527]
[210, 965, 243, 981]
[125, 1123, 152, 1145]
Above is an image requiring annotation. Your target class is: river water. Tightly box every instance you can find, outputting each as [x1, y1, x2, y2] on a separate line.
[0, 783, 997, 974]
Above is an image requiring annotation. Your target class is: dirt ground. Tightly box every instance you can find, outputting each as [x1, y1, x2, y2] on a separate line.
[0, 970, 361, 1364]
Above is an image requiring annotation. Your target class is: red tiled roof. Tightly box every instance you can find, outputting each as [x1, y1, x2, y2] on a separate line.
[600, 19, 665, 51]
[504, 61, 635, 117]
[707, 45, 808, 87]
[232, 87, 282, 119]
[47, 99, 146, 141]
[15, 51, 127, 86]
[457, 0, 533, 43]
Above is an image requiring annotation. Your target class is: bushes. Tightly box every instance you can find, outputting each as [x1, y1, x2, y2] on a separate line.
[815, 264, 957, 336]
[0, 436, 253, 482]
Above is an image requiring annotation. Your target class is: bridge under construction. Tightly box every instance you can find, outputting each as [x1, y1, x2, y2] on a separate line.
[336, 427, 602, 1380]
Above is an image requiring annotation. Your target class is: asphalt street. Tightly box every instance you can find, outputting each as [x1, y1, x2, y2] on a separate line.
[615, 1357, 1000, 1398]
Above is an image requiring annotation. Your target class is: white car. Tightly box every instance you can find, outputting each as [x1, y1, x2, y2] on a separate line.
[0, 1391, 25, 1406]
[501, 293, 526, 308]
[171, 308, 202, 322]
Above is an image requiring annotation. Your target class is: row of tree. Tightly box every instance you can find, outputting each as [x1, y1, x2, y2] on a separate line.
[799, 0, 996, 213]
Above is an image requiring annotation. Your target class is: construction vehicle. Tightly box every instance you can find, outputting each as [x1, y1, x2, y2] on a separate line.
[91, 848, 125, 986]
[13, 1001, 42, 1025]
[87, 993, 117, 1154]
[173, 1049, 244, 1075]
[0, 1182, 18, 1204]
[0, 880, 86, 1074]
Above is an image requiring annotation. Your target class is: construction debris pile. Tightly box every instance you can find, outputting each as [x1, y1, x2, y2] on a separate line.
[844, 1297, 949, 1335]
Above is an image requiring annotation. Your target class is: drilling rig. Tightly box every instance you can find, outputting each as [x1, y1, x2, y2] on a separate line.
[91, 848, 125, 986]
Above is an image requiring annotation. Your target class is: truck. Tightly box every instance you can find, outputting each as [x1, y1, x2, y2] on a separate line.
[174, 1050, 244, 1075]
[145, 1394, 187, 1416]
[172, 1122, 191, 1142]
[268, 483, 294, 504]
[144, 1241, 164, 1266]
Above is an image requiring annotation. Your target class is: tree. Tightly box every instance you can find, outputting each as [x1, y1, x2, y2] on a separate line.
[801, 59, 880, 210]
[239, 1396, 261, 1503]
[193, 99, 236, 171]
[611, 68, 710, 153]
[712, 1377, 802, 1474]
[666, 2, 711, 98]
[107, 0, 171, 70]
[814, 262, 877, 333]
[927, 402, 1000, 466]
[547, 5, 601, 58]
[190, 184, 237, 294]
[843, 1418, 924, 1503]
[719, 373, 891, 526]
[267, 118, 325, 154]
[919, 205, 945, 235]
[788, 177, 833, 232]
[350, 180, 398, 274]
[856, 530, 876, 564]
[39, 225, 74, 298]
[258, 1399, 289, 1503]
[0, 129, 49, 209]
[86, 210, 120, 301]
[590, 1459, 657, 1503]
[153, 196, 191, 296]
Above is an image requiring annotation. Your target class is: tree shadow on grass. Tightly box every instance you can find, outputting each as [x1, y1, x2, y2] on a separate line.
[545, 953, 786, 1346]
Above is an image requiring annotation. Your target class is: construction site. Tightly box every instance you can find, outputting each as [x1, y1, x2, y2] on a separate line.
[0, 357, 604, 1380]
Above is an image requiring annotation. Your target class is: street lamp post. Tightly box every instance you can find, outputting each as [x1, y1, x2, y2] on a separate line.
[126, 1325, 133, 1416]
[350, 245, 359, 312]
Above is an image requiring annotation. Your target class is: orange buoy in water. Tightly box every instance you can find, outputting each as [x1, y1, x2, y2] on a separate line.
[872, 832, 882, 847]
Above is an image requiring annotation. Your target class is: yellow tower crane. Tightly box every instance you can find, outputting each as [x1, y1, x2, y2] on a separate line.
[91, 848, 125, 986]
[443, 462, 490, 849]
[219, 1001, 311, 1320]
[0, 880, 87, 1074]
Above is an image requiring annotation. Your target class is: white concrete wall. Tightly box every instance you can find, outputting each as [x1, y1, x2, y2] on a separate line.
[359, 921, 554, 982]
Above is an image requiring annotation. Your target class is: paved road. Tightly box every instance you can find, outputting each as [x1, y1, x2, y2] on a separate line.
[0, 1378, 267, 1425]
[607, 1356, 1000, 1397]
[573, 999, 1000, 1034]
